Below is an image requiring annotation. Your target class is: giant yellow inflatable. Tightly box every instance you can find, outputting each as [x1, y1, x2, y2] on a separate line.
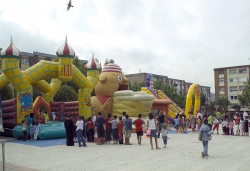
[0, 36, 100, 124]
[185, 83, 201, 117]
[91, 63, 154, 117]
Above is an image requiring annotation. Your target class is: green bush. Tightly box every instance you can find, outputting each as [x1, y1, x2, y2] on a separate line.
[54, 85, 78, 102]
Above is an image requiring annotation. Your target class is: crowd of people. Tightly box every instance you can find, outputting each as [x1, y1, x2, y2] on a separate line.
[172, 110, 250, 136]
[64, 111, 170, 149]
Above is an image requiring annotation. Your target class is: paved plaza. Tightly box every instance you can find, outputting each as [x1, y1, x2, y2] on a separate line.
[1, 131, 250, 171]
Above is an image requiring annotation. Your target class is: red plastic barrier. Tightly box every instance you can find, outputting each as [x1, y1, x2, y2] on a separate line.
[3, 112, 16, 120]
[2, 106, 16, 113]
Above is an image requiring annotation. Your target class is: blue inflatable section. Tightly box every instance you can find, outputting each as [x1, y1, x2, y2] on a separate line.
[12, 121, 66, 140]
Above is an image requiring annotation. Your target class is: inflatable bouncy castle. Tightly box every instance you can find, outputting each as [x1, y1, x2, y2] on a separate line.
[0, 36, 100, 139]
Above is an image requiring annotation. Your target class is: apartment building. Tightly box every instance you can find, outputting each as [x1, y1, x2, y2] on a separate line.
[214, 65, 249, 111]
[125, 73, 211, 103]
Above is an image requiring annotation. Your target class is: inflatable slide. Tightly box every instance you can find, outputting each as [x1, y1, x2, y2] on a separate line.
[141, 87, 184, 119]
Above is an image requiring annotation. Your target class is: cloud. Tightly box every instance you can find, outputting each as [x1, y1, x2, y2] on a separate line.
[1, 0, 250, 93]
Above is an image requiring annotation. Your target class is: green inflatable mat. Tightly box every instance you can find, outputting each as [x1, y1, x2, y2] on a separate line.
[12, 121, 66, 140]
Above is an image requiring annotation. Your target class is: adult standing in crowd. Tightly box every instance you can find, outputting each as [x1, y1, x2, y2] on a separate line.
[64, 115, 74, 146]
[122, 111, 126, 134]
[189, 112, 195, 133]
[96, 112, 105, 144]
[235, 114, 240, 136]
[156, 111, 165, 138]
[76, 116, 87, 147]
[147, 113, 160, 150]
[105, 113, 112, 143]
[92, 112, 96, 126]
[124, 115, 132, 145]
[243, 111, 248, 120]
[197, 110, 202, 120]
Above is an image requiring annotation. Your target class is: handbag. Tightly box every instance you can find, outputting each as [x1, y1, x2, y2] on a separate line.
[146, 129, 151, 136]
[198, 132, 202, 141]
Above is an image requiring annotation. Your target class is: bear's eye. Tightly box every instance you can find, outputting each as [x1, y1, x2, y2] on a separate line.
[118, 76, 123, 81]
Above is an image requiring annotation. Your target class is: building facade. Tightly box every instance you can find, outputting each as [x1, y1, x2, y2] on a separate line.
[125, 72, 211, 103]
[214, 65, 249, 111]
[0, 50, 87, 73]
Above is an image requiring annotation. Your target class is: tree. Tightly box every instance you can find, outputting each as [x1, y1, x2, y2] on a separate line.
[216, 96, 230, 111]
[54, 85, 78, 102]
[162, 85, 186, 109]
[153, 80, 162, 90]
[200, 92, 207, 106]
[238, 79, 250, 109]
[232, 104, 241, 111]
[208, 101, 216, 110]
[104, 58, 115, 66]
[0, 84, 14, 101]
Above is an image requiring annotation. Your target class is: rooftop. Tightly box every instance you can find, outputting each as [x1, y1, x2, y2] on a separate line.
[214, 64, 250, 70]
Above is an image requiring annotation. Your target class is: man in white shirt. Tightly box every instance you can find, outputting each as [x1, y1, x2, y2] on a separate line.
[92, 112, 96, 125]
[197, 110, 202, 119]
[243, 111, 248, 120]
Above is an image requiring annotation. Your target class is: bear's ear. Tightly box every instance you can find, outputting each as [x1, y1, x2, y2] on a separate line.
[99, 75, 106, 82]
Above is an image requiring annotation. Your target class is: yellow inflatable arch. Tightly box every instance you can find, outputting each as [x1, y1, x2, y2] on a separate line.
[185, 84, 201, 117]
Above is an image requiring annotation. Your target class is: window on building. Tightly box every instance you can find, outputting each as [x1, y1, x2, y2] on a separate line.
[229, 86, 238, 92]
[238, 77, 248, 82]
[229, 78, 237, 82]
[239, 86, 246, 91]
[229, 69, 237, 74]
[219, 79, 224, 83]
[230, 95, 238, 100]
[22, 58, 29, 64]
[219, 87, 224, 91]
[219, 71, 224, 75]
[238, 68, 247, 74]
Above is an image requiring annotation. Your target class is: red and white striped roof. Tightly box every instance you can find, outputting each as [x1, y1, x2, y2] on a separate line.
[85, 54, 100, 70]
[102, 63, 122, 73]
[56, 36, 75, 57]
[0, 37, 22, 59]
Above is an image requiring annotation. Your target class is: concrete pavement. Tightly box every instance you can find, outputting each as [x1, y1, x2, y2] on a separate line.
[1, 131, 250, 171]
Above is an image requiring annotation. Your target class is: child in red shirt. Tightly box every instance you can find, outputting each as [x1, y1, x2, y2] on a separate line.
[133, 114, 145, 145]
[87, 117, 94, 142]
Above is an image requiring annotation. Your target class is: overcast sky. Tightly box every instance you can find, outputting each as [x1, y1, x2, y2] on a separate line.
[1, 0, 250, 93]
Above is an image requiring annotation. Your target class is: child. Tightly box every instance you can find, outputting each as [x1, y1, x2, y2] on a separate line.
[240, 117, 245, 136]
[244, 117, 249, 136]
[109, 115, 118, 144]
[197, 116, 202, 133]
[161, 124, 168, 148]
[212, 118, 219, 134]
[174, 116, 180, 132]
[22, 120, 28, 141]
[221, 119, 227, 135]
[51, 110, 56, 123]
[34, 122, 40, 140]
[30, 121, 35, 140]
[87, 117, 94, 142]
[229, 119, 234, 135]
[117, 117, 124, 144]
